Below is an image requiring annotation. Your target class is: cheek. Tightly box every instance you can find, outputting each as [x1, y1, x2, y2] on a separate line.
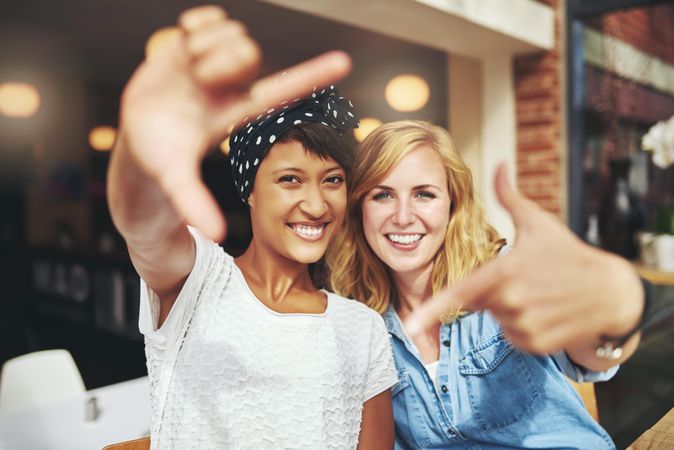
[423, 201, 451, 233]
[326, 189, 347, 222]
[334, 188, 347, 214]
[361, 203, 385, 245]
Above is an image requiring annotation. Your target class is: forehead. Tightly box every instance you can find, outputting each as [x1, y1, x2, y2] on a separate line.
[379, 145, 446, 187]
[259, 140, 342, 172]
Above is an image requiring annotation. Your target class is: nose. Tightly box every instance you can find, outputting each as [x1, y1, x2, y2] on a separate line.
[299, 183, 328, 218]
[392, 197, 415, 227]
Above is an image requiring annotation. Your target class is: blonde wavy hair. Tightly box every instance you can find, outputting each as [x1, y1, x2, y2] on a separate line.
[326, 120, 504, 319]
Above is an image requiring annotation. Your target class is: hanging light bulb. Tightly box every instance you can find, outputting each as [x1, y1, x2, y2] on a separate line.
[354, 117, 383, 143]
[89, 126, 117, 151]
[0, 82, 40, 118]
[385, 74, 430, 112]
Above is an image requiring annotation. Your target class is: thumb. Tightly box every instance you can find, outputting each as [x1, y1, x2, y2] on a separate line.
[159, 167, 228, 243]
[403, 259, 501, 336]
[494, 162, 535, 230]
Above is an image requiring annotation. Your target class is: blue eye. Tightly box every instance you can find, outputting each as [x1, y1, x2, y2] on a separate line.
[372, 191, 392, 201]
[416, 191, 436, 199]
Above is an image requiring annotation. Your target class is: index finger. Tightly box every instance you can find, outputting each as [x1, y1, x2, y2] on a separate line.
[403, 257, 505, 336]
[211, 50, 352, 130]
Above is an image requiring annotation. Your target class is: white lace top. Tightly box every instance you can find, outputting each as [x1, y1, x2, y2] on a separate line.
[138, 227, 397, 450]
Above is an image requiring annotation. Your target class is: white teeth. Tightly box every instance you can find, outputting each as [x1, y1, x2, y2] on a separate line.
[291, 224, 325, 237]
[387, 234, 422, 244]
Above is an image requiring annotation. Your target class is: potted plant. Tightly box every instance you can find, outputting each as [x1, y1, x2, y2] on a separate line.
[641, 116, 674, 272]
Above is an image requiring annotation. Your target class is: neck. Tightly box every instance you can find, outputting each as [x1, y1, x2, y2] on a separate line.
[393, 263, 434, 319]
[235, 239, 315, 303]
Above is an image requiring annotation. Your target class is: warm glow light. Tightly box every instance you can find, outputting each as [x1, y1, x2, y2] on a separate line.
[146, 27, 182, 61]
[354, 117, 383, 143]
[219, 124, 235, 155]
[89, 126, 117, 151]
[385, 74, 430, 112]
[0, 82, 40, 118]
[220, 138, 230, 155]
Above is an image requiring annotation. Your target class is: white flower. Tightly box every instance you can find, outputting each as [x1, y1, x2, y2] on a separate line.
[642, 115, 674, 169]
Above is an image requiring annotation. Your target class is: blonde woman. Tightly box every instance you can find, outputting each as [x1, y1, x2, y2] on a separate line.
[327, 120, 637, 449]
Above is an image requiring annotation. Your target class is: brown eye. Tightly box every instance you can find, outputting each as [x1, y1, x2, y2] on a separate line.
[279, 175, 300, 184]
[325, 175, 344, 185]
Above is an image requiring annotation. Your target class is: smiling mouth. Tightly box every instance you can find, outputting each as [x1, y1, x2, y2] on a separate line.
[386, 233, 424, 245]
[287, 223, 328, 241]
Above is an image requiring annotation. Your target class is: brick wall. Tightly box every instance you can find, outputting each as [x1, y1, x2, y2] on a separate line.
[587, 4, 674, 66]
[513, 2, 674, 217]
[514, 0, 563, 216]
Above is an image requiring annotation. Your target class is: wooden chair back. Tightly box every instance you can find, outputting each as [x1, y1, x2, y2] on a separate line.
[569, 379, 599, 421]
[102, 436, 150, 450]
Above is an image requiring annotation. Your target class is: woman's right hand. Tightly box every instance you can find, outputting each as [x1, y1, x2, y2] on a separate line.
[113, 5, 352, 242]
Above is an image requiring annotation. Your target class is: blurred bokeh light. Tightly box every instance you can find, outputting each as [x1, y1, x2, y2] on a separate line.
[385, 74, 430, 112]
[0, 82, 41, 118]
[88, 126, 117, 151]
[353, 117, 383, 142]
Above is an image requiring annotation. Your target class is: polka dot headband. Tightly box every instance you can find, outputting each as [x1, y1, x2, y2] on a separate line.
[229, 85, 359, 202]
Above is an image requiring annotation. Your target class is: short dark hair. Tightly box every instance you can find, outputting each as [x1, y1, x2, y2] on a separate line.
[277, 123, 355, 176]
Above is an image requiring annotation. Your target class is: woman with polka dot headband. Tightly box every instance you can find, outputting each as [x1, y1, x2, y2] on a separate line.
[108, 5, 396, 449]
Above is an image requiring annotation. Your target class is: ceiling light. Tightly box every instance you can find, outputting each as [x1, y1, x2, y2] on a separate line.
[0, 82, 40, 118]
[89, 126, 117, 151]
[385, 74, 430, 112]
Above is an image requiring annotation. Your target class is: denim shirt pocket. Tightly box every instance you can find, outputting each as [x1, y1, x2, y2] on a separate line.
[458, 334, 541, 432]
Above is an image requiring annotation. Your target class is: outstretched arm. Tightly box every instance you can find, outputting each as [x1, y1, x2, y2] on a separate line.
[107, 5, 352, 323]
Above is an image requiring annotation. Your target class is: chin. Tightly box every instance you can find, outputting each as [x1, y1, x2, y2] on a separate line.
[286, 247, 328, 265]
[382, 257, 425, 275]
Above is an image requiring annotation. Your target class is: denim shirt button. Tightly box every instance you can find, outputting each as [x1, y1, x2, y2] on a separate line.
[442, 339, 451, 347]
[447, 428, 456, 437]
[441, 384, 448, 393]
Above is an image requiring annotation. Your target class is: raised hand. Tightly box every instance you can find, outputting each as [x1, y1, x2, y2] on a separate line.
[404, 162, 644, 360]
[113, 5, 352, 241]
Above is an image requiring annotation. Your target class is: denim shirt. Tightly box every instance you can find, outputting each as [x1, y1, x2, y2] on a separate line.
[383, 306, 618, 449]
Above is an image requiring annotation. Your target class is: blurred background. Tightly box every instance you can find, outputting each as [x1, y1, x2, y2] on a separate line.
[0, 0, 672, 447]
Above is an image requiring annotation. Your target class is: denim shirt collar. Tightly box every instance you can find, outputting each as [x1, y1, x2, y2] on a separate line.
[383, 304, 438, 364]
[383, 304, 405, 341]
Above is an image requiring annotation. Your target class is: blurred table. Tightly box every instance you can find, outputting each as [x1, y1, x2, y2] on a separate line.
[628, 407, 674, 449]
[634, 263, 674, 286]
[0, 376, 150, 450]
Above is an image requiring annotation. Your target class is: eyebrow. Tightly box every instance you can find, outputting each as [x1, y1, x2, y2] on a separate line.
[374, 184, 441, 191]
[272, 167, 304, 175]
[272, 165, 344, 175]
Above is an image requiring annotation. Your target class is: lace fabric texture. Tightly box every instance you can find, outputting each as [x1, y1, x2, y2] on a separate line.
[138, 227, 397, 450]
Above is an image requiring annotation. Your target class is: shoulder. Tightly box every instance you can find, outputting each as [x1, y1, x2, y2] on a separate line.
[188, 226, 232, 265]
[185, 226, 234, 293]
[326, 291, 386, 329]
[327, 291, 379, 316]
